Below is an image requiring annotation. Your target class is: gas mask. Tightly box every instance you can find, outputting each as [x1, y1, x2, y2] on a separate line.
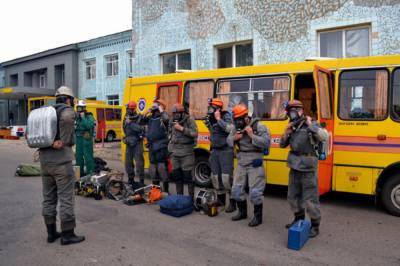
[288, 110, 300, 121]
[172, 112, 184, 123]
[76, 106, 86, 113]
[234, 117, 247, 132]
[150, 103, 160, 116]
[126, 108, 138, 120]
[206, 106, 217, 124]
[207, 106, 216, 116]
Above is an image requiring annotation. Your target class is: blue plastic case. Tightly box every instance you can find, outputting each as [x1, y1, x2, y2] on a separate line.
[287, 219, 311, 250]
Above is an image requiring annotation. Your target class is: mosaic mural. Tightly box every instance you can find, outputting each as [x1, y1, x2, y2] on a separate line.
[186, 0, 225, 39]
[234, 0, 400, 42]
[353, 0, 400, 7]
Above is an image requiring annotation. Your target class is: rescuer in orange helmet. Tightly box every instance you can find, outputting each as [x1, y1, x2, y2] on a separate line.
[205, 98, 236, 213]
[227, 104, 271, 227]
[123, 100, 145, 185]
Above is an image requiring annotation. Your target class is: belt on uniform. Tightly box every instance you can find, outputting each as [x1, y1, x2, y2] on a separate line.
[238, 150, 263, 153]
[290, 151, 316, 157]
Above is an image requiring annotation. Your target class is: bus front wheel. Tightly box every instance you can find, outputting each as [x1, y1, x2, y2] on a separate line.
[106, 131, 115, 142]
[381, 174, 400, 217]
[194, 155, 211, 187]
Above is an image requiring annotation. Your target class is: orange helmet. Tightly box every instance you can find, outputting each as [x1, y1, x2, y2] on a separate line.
[232, 104, 248, 118]
[210, 98, 224, 108]
[172, 103, 185, 113]
[154, 98, 167, 109]
[127, 101, 137, 110]
[285, 100, 303, 111]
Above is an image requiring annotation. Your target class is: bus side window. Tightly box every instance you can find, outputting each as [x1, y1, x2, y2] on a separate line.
[217, 76, 290, 119]
[105, 108, 115, 121]
[158, 85, 180, 115]
[392, 68, 400, 121]
[184, 80, 214, 119]
[114, 109, 122, 120]
[339, 69, 388, 120]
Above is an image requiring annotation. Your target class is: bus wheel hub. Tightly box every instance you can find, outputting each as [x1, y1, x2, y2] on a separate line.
[392, 184, 400, 209]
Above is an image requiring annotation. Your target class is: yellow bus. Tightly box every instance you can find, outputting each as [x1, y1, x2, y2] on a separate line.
[123, 55, 400, 216]
[27, 97, 123, 142]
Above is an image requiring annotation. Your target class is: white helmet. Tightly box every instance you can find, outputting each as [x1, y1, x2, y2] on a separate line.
[77, 100, 87, 107]
[55, 86, 74, 98]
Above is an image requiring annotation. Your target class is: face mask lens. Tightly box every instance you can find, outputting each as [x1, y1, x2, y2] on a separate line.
[234, 118, 245, 130]
[173, 113, 182, 121]
[207, 106, 215, 115]
[289, 110, 299, 121]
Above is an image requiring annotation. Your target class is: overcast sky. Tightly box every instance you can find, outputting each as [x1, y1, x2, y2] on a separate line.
[0, 0, 132, 63]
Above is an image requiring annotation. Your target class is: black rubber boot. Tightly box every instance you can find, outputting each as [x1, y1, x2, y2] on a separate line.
[183, 170, 195, 199]
[225, 198, 236, 213]
[173, 169, 184, 195]
[176, 181, 184, 195]
[152, 180, 160, 186]
[46, 224, 61, 243]
[60, 229, 85, 245]
[309, 219, 320, 238]
[248, 204, 263, 227]
[231, 200, 247, 221]
[139, 178, 145, 185]
[217, 193, 226, 207]
[285, 211, 305, 229]
[128, 175, 135, 185]
[188, 182, 195, 200]
[163, 181, 169, 194]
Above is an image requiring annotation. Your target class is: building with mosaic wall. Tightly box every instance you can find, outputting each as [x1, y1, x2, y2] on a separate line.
[131, 0, 400, 76]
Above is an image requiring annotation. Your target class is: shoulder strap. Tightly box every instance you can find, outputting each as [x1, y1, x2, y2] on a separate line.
[54, 104, 69, 141]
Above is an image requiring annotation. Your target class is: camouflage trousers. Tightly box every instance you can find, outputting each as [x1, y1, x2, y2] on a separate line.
[209, 148, 234, 195]
[232, 163, 265, 205]
[287, 169, 321, 221]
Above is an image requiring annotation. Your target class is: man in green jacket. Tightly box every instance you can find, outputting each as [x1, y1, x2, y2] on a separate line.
[75, 100, 95, 176]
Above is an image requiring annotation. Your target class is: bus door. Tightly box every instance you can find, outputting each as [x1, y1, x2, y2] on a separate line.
[96, 108, 106, 141]
[156, 82, 182, 114]
[313, 66, 334, 195]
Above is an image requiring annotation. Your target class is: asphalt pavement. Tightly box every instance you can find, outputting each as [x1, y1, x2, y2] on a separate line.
[0, 139, 399, 266]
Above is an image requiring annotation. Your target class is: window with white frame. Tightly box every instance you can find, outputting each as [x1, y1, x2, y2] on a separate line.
[107, 94, 119, 105]
[217, 42, 253, 69]
[161, 51, 191, 74]
[127, 51, 133, 75]
[105, 54, 119, 76]
[39, 74, 46, 88]
[319, 25, 370, 58]
[85, 59, 96, 80]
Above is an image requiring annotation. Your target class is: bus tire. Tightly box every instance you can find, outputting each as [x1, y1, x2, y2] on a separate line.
[194, 155, 211, 187]
[106, 131, 115, 142]
[381, 174, 400, 217]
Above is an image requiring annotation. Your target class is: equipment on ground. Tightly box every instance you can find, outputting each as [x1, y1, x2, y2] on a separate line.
[158, 195, 194, 217]
[15, 164, 41, 176]
[194, 189, 218, 216]
[76, 171, 110, 200]
[287, 220, 311, 250]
